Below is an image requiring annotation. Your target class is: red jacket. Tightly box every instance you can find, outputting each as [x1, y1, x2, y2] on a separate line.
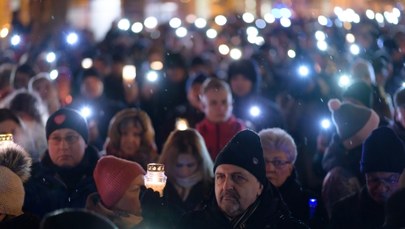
[196, 116, 246, 161]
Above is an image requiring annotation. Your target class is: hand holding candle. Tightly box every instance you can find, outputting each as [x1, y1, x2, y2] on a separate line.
[144, 163, 167, 197]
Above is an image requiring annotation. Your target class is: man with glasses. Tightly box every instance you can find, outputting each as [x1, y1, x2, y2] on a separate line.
[24, 108, 99, 218]
[330, 126, 405, 228]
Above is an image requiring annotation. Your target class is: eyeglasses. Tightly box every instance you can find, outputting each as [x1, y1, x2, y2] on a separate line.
[49, 135, 80, 145]
[366, 175, 400, 187]
[265, 159, 292, 169]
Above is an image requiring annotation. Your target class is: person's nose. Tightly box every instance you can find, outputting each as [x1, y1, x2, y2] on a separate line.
[222, 176, 234, 190]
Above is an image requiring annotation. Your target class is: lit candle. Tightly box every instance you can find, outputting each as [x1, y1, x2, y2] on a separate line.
[0, 134, 13, 142]
[175, 118, 189, 130]
[144, 163, 167, 197]
[122, 65, 136, 85]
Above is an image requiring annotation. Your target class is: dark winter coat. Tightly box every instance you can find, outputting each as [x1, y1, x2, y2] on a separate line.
[177, 183, 309, 229]
[23, 146, 99, 218]
[0, 213, 40, 229]
[330, 187, 385, 229]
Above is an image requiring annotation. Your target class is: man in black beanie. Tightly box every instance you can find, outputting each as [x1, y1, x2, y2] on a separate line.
[179, 129, 308, 229]
[330, 126, 405, 229]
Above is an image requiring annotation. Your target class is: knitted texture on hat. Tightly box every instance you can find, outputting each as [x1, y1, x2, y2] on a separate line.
[328, 99, 379, 150]
[93, 156, 146, 208]
[0, 142, 32, 215]
[361, 127, 405, 173]
[46, 108, 89, 143]
[214, 129, 266, 185]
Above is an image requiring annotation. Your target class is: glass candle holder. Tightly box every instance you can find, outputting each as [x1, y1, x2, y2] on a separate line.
[0, 133, 13, 142]
[144, 163, 167, 197]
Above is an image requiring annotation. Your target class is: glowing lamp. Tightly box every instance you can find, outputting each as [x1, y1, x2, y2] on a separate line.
[144, 163, 167, 197]
[0, 134, 13, 142]
[122, 65, 136, 85]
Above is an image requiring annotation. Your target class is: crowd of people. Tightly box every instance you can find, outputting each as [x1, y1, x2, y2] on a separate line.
[0, 6, 405, 229]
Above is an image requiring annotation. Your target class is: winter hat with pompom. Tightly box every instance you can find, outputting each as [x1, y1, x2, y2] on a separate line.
[0, 141, 32, 216]
[328, 98, 379, 150]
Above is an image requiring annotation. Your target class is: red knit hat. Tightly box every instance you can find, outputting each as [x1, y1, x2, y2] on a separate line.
[93, 156, 145, 208]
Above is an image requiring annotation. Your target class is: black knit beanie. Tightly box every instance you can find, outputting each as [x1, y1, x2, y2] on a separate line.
[214, 129, 266, 185]
[361, 126, 405, 173]
[46, 108, 89, 143]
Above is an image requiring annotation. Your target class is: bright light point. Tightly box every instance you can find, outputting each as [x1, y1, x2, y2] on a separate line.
[320, 119, 331, 129]
[255, 36, 265, 46]
[150, 61, 163, 70]
[366, 10, 375, 19]
[280, 8, 292, 18]
[318, 15, 328, 26]
[66, 32, 78, 45]
[375, 13, 384, 23]
[218, 44, 230, 55]
[10, 35, 21, 46]
[393, 8, 400, 18]
[315, 31, 326, 41]
[194, 18, 207, 28]
[352, 14, 361, 23]
[81, 58, 93, 69]
[146, 71, 158, 82]
[402, 82, 405, 88]
[334, 7, 343, 16]
[287, 49, 296, 58]
[298, 65, 309, 77]
[169, 18, 182, 28]
[249, 106, 261, 117]
[264, 13, 275, 23]
[350, 44, 360, 55]
[246, 26, 259, 37]
[80, 107, 92, 119]
[49, 70, 58, 80]
[272, 8, 282, 18]
[338, 74, 351, 88]
[206, 29, 217, 39]
[317, 41, 328, 51]
[242, 12, 255, 23]
[346, 33, 355, 43]
[255, 19, 266, 29]
[215, 15, 227, 26]
[46, 52, 56, 63]
[144, 17, 158, 29]
[131, 22, 143, 33]
[280, 18, 291, 27]
[176, 118, 189, 130]
[175, 27, 188, 38]
[118, 18, 130, 31]
[0, 28, 9, 38]
[230, 48, 242, 60]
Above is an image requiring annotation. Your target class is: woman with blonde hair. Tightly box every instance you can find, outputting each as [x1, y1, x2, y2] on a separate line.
[104, 108, 158, 169]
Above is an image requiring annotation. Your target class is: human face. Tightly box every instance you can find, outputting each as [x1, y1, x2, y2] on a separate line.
[114, 175, 143, 216]
[33, 79, 52, 99]
[119, 122, 142, 159]
[81, 77, 103, 99]
[201, 88, 232, 123]
[174, 154, 198, 178]
[263, 149, 293, 188]
[14, 72, 31, 89]
[48, 128, 87, 168]
[230, 74, 253, 97]
[215, 164, 263, 218]
[366, 172, 401, 204]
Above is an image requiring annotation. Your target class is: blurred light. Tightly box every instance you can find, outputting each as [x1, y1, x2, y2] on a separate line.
[264, 13, 275, 23]
[46, 52, 56, 63]
[242, 12, 255, 23]
[50, 70, 59, 80]
[402, 82, 405, 88]
[249, 105, 261, 117]
[393, 8, 401, 18]
[215, 15, 227, 26]
[338, 74, 351, 88]
[346, 33, 355, 43]
[246, 26, 259, 37]
[206, 29, 217, 39]
[384, 11, 398, 24]
[0, 28, 9, 38]
[317, 41, 328, 51]
[175, 27, 188, 38]
[150, 61, 163, 71]
[122, 65, 136, 81]
[118, 18, 130, 31]
[366, 9, 375, 20]
[280, 18, 291, 27]
[287, 49, 296, 58]
[194, 18, 207, 28]
[315, 31, 326, 41]
[146, 71, 158, 82]
[80, 106, 92, 119]
[375, 13, 384, 23]
[144, 17, 158, 29]
[10, 34, 21, 46]
[350, 44, 360, 55]
[298, 65, 310, 77]
[66, 32, 78, 45]
[343, 22, 352, 30]
[271, 8, 282, 18]
[334, 7, 343, 16]
[218, 44, 230, 55]
[230, 48, 242, 60]
[255, 19, 266, 29]
[318, 15, 328, 26]
[169, 17, 182, 28]
[255, 36, 265, 46]
[175, 118, 189, 130]
[280, 8, 292, 18]
[185, 14, 196, 24]
[81, 58, 93, 69]
[320, 118, 331, 130]
[131, 22, 143, 33]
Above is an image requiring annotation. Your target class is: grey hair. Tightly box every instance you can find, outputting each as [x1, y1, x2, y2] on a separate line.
[258, 128, 297, 163]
